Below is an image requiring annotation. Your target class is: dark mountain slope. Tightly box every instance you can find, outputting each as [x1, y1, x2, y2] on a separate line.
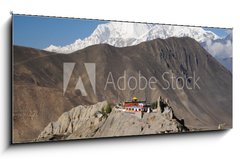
[13, 37, 232, 143]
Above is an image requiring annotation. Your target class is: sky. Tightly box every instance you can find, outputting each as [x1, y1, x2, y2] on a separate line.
[13, 15, 107, 49]
[204, 27, 230, 38]
[13, 15, 231, 49]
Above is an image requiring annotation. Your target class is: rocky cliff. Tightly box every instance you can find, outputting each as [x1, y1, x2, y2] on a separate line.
[35, 101, 188, 142]
[13, 37, 232, 143]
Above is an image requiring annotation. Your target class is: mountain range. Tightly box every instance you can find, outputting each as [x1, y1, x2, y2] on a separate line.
[13, 37, 232, 143]
[45, 22, 232, 71]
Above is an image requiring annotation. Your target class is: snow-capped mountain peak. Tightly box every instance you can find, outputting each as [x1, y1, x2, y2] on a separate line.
[95, 22, 154, 39]
[45, 22, 220, 53]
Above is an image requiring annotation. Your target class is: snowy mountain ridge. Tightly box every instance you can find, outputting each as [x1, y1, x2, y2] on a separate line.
[44, 21, 232, 72]
[45, 22, 220, 53]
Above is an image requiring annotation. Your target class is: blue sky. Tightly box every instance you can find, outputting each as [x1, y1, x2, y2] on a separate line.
[13, 15, 107, 49]
[13, 15, 231, 49]
[204, 27, 230, 38]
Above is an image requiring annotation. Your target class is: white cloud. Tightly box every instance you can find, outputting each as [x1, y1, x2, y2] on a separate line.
[204, 39, 232, 59]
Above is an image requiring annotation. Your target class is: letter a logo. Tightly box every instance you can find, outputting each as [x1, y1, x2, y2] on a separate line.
[63, 63, 96, 96]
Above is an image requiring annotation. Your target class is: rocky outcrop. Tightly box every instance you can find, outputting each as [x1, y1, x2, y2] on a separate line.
[35, 101, 108, 141]
[93, 107, 187, 138]
[13, 36, 232, 143]
[35, 101, 188, 142]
